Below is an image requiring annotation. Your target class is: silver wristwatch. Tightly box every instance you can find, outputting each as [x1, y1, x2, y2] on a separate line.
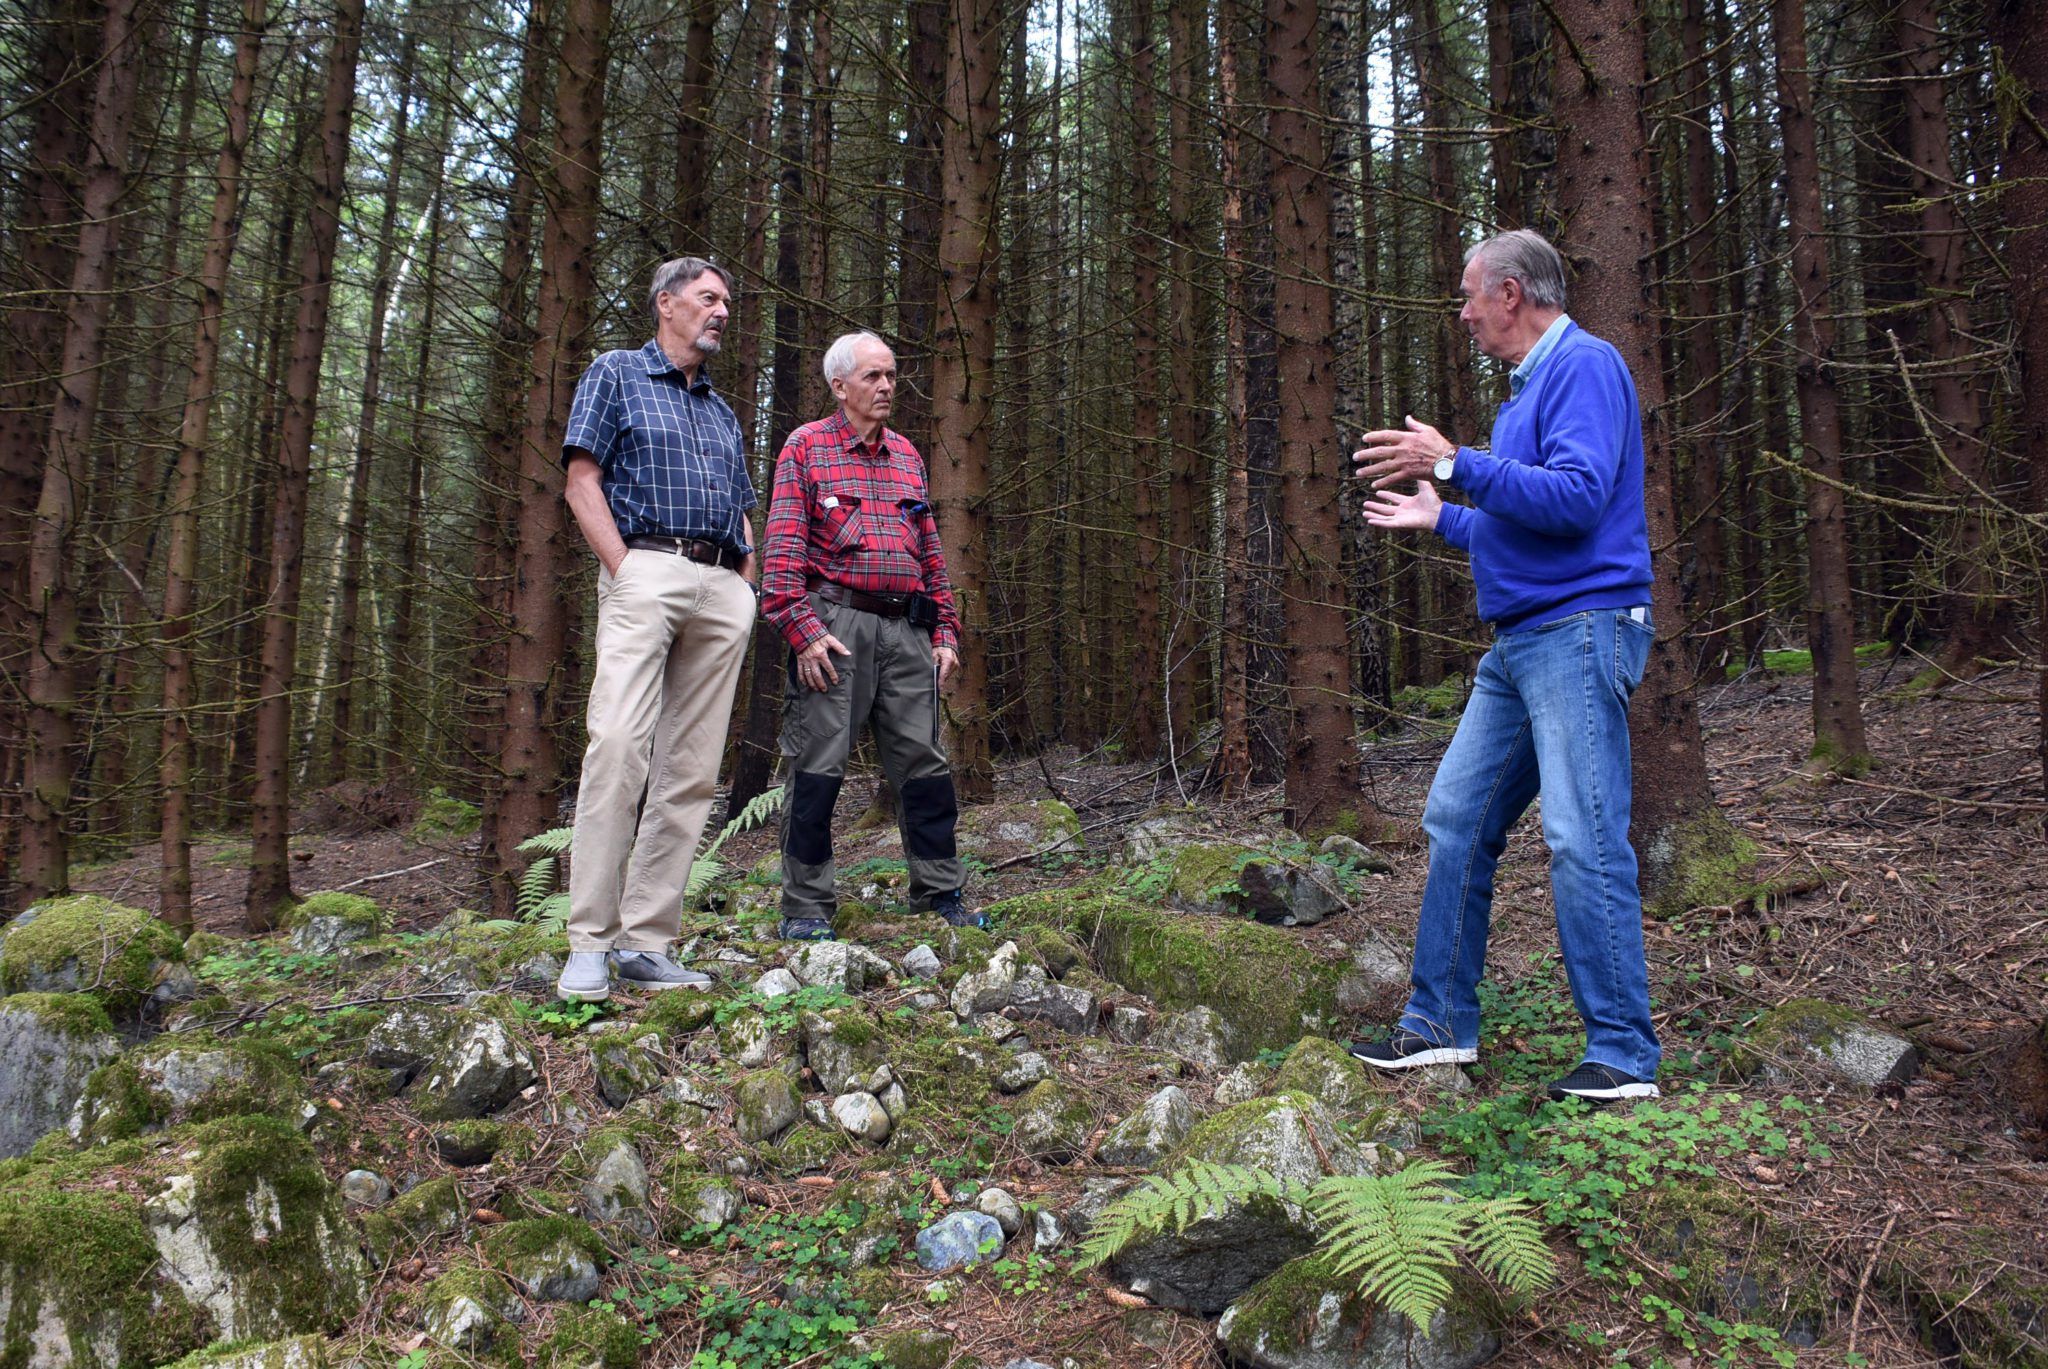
[1432, 448, 1456, 483]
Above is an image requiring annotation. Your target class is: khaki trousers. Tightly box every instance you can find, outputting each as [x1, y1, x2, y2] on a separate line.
[568, 551, 755, 953]
[779, 593, 963, 921]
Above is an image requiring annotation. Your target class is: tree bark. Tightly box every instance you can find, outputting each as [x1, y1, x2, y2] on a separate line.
[1550, 0, 1741, 904]
[16, 0, 154, 904]
[1267, 0, 1368, 833]
[245, 0, 366, 927]
[1772, 0, 1872, 772]
[1216, 0, 1252, 796]
[1126, 0, 1165, 760]
[1166, 0, 1207, 755]
[894, 0, 949, 446]
[671, 0, 718, 254]
[1677, 0, 1729, 670]
[1988, 0, 2048, 798]
[159, 0, 267, 932]
[494, 0, 614, 909]
[929, 0, 1003, 799]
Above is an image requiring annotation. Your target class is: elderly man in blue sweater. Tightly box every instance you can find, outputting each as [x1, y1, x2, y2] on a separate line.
[1349, 229, 1661, 1102]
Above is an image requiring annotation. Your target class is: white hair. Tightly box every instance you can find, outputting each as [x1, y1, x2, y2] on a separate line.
[647, 256, 734, 323]
[1464, 229, 1569, 309]
[822, 331, 889, 385]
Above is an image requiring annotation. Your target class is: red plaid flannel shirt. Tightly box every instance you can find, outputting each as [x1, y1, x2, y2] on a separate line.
[761, 410, 962, 654]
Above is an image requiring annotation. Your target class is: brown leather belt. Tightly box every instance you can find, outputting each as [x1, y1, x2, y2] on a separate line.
[626, 535, 745, 571]
[807, 577, 910, 618]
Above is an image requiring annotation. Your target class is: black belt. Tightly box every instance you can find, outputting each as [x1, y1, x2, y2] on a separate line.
[807, 577, 910, 618]
[626, 535, 745, 571]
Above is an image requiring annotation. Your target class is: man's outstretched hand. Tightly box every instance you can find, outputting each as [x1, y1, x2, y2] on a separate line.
[1352, 415, 1455, 488]
[1361, 479, 1444, 533]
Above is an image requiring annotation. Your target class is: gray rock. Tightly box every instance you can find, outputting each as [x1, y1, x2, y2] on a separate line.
[915, 1210, 1006, 1272]
[415, 1016, 539, 1119]
[291, 915, 378, 957]
[831, 1090, 893, 1143]
[1097, 1085, 1195, 1167]
[1317, 834, 1394, 873]
[1217, 1253, 1500, 1369]
[661, 1073, 722, 1122]
[580, 1139, 655, 1238]
[1216, 1061, 1273, 1106]
[591, 1026, 666, 1108]
[903, 944, 943, 979]
[950, 941, 1020, 1018]
[1234, 860, 1347, 927]
[789, 941, 893, 992]
[1033, 1207, 1066, 1252]
[340, 1169, 393, 1207]
[1268, 1037, 1384, 1115]
[364, 1005, 452, 1078]
[734, 1070, 801, 1143]
[1012, 1079, 1095, 1163]
[0, 992, 121, 1158]
[1153, 1005, 1235, 1070]
[422, 1282, 519, 1353]
[499, 1229, 604, 1303]
[880, 1082, 909, 1121]
[980, 1012, 1026, 1043]
[754, 967, 802, 997]
[1108, 1004, 1151, 1044]
[1009, 975, 1099, 1034]
[1002, 1361, 1057, 1369]
[1334, 934, 1410, 1020]
[997, 1050, 1052, 1093]
[803, 1096, 837, 1128]
[1122, 813, 1209, 863]
[69, 1032, 306, 1142]
[800, 1008, 887, 1095]
[1062, 1177, 1135, 1238]
[976, 1186, 1025, 1236]
[718, 1008, 776, 1069]
[1735, 998, 1921, 1092]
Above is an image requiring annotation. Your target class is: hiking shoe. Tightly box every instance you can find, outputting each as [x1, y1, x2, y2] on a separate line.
[555, 951, 612, 1003]
[778, 916, 837, 942]
[611, 949, 713, 991]
[1547, 1062, 1660, 1102]
[1348, 1029, 1478, 1070]
[931, 889, 985, 929]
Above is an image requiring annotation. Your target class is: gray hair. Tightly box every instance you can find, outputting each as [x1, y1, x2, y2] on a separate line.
[822, 331, 890, 385]
[1464, 229, 1568, 309]
[647, 256, 735, 322]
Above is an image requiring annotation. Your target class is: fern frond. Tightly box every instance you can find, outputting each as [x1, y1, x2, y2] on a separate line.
[1309, 1167, 1467, 1330]
[517, 825, 576, 856]
[1462, 1196, 1558, 1296]
[532, 892, 570, 934]
[516, 856, 559, 918]
[1071, 1162, 1279, 1270]
[683, 855, 727, 905]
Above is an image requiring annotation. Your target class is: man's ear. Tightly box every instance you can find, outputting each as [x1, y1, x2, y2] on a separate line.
[1499, 277, 1522, 311]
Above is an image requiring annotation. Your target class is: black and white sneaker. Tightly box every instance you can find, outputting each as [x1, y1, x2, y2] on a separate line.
[1546, 1062, 1660, 1102]
[1348, 1029, 1479, 1070]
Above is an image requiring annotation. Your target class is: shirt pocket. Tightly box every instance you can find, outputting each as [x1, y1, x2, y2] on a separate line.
[815, 485, 865, 554]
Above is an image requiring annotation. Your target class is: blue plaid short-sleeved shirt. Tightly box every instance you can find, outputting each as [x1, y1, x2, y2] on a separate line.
[561, 339, 757, 552]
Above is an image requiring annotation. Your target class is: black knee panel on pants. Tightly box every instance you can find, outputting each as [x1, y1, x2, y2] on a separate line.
[899, 774, 959, 861]
[785, 770, 843, 866]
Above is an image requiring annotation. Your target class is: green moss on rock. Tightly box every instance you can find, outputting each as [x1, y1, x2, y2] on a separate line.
[1268, 1035, 1385, 1115]
[360, 1174, 466, 1263]
[162, 1335, 329, 1369]
[995, 889, 1342, 1055]
[874, 1328, 954, 1369]
[540, 1305, 641, 1369]
[73, 1032, 306, 1143]
[0, 894, 184, 1016]
[287, 892, 381, 930]
[2, 989, 116, 1038]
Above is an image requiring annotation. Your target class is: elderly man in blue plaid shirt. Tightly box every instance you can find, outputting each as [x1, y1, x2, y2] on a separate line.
[554, 257, 760, 1001]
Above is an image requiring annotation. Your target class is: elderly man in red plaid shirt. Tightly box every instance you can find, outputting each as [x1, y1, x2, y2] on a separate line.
[759, 331, 976, 941]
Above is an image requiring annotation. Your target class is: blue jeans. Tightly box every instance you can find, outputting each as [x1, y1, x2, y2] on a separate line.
[1398, 607, 1662, 1078]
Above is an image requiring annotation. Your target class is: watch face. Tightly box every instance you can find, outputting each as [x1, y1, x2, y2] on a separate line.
[1434, 456, 1454, 481]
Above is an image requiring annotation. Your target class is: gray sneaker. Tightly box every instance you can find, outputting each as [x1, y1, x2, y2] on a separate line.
[556, 951, 612, 1003]
[611, 949, 713, 992]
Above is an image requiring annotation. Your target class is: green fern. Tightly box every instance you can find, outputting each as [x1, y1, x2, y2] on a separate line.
[1077, 1155, 1556, 1330]
[517, 825, 575, 856]
[516, 855, 560, 918]
[682, 785, 786, 908]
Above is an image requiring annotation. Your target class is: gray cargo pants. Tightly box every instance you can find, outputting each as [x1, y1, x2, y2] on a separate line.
[779, 592, 962, 921]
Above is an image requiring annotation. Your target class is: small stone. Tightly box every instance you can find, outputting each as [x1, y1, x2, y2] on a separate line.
[980, 1013, 1025, 1043]
[581, 1139, 656, 1238]
[999, 1361, 1056, 1369]
[903, 945, 942, 979]
[1097, 1085, 1194, 1168]
[1233, 859, 1347, 927]
[1334, 933, 1410, 1020]
[433, 1122, 505, 1167]
[1012, 1079, 1094, 1163]
[1008, 977, 1098, 1034]
[1415, 1063, 1473, 1095]
[340, 1169, 393, 1207]
[914, 1210, 1005, 1272]
[831, 1090, 893, 1143]
[804, 1097, 836, 1128]
[1215, 1061, 1271, 1106]
[1062, 1177, 1134, 1238]
[976, 1186, 1025, 1236]
[754, 967, 802, 997]
[997, 1051, 1052, 1094]
[717, 1009, 776, 1070]
[1152, 1005, 1234, 1070]
[910, 992, 945, 1010]
[1317, 834, 1394, 872]
[790, 941, 894, 992]
[414, 1015, 540, 1120]
[950, 941, 1020, 1018]
[734, 1071, 802, 1143]
[1032, 1208, 1065, 1252]
[1108, 1004, 1151, 1044]
[590, 1027, 666, 1108]
[879, 1082, 909, 1120]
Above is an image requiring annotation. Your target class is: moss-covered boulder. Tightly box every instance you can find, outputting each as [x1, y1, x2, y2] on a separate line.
[801, 1006, 889, 1094]
[540, 1305, 641, 1369]
[1096, 1085, 1195, 1168]
[359, 1173, 467, 1264]
[590, 1023, 667, 1108]
[0, 895, 185, 1018]
[578, 1136, 655, 1239]
[949, 939, 1020, 1018]
[1012, 1079, 1097, 1163]
[0, 992, 122, 1157]
[645, 988, 722, 1035]
[0, 1114, 364, 1368]
[412, 789, 483, 844]
[1163, 842, 1263, 914]
[1629, 1180, 1825, 1351]
[734, 1070, 801, 1143]
[286, 891, 384, 955]
[872, 1328, 955, 1369]
[70, 1032, 307, 1144]
[663, 1169, 745, 1237]
[163, 1335, 330, 1369]
[1267, 1036, 1385, 1116]
[480, 1216, 607, 1302]
[955, 799, 1084, 856]
[758, 1121, 851, 1174]
[416, 1262, 524, 1353]
[1216, 1251, 1501, 1369]
[364, 1005, 538, 1118]
[996, 890, 1343, 1058]
[1728, 997, 1920, 1092]
[891, 1028, 1008, 1110]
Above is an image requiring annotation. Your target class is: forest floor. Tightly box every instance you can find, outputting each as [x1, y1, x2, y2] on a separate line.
[63, 654, 2048, 1367]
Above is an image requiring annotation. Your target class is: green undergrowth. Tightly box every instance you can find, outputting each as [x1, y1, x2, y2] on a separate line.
[1725, 642, 1887, 681]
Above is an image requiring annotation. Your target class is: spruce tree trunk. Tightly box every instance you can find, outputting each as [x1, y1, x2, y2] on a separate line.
[1679, 0, 1730, 671]
[1126, 0, 1166, 761]
[246, 0, 366, 927]
[1216, 0, 1252, 796]
[1550, 0, 1748, 908]
[159, 0, 267, 933]
[929, 0, 1003, 799]
[1267, 0, 1370, 834]
[494, 0, 614, 911]
[16, 0, 153, 905]
[1166, 0, 1207, 754]
[670, 0, 718, 254]
[1772, 0, 1873, 773]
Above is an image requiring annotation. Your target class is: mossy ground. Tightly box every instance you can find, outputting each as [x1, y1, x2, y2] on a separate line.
[0, 988, 116, 1038]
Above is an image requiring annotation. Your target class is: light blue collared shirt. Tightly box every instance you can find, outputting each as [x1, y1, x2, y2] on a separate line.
[1508, 313, 1573, 398]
